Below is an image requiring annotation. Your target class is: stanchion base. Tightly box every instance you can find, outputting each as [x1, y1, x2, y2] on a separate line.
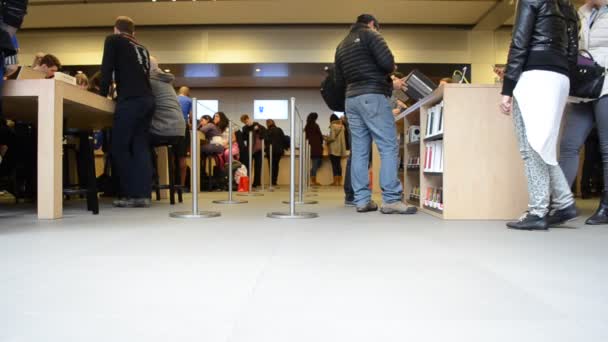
[267, 212, 319, 219]
[236, 192, 264, 197]
[305, 193, 318, 197]
[282, 200, 318, 205]
[213, 199, 248, 204]
[170, 211, 221, 219]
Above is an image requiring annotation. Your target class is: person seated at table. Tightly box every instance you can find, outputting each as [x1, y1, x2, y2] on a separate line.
[32, 54, 61, 79]
[212, 111, 238, 161]
[75, 73, 89, 90]
[199, 115, 225, 155]
[148, 56, 185, 146]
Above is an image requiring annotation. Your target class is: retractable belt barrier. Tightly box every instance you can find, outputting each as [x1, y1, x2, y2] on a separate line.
[268, 98, 318, 219]
[170, 98, 221, 219]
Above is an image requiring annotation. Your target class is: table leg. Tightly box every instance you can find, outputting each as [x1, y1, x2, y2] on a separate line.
[37, 82, 63, 219]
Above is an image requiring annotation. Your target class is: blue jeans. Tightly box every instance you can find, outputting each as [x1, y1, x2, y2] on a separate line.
[346, 94, 402, 206]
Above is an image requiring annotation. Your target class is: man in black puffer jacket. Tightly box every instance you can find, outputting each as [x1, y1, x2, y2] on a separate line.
[334, 14, 416, 215]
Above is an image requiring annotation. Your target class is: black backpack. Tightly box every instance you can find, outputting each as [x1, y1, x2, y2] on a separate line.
[320, 66, 346, 112]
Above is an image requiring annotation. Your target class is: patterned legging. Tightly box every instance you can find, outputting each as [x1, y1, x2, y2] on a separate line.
[512, 100, 574, 217]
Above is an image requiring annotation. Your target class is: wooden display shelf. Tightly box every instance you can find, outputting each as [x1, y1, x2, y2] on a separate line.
[396, 84, 528, 220]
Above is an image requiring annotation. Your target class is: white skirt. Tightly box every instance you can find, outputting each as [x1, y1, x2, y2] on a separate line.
[513, 70, 570, 165]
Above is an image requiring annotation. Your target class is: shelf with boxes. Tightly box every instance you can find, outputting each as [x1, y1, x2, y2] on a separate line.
[396, 84, 528, 220]
[402, 110, 422, 206]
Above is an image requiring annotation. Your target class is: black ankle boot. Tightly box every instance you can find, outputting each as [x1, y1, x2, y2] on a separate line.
[586, 192, 608, 225]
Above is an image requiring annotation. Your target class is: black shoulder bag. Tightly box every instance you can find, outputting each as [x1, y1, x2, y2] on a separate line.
[570, 50, 606, 99]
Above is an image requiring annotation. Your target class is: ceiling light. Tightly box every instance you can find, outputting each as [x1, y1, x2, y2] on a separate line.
[255, 68, 261, 73]
[77, 70, 83, 74]
[164, 69, 171, 73]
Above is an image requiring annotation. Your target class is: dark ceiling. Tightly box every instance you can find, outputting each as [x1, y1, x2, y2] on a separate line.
[61, 63, 471, 88]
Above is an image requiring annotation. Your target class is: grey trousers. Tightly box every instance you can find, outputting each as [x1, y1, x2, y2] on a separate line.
[559, 97, 608, 191]
[513, 100, 574, 217]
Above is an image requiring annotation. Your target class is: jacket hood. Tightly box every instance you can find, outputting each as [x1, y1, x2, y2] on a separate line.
[151, 70, 175, 83]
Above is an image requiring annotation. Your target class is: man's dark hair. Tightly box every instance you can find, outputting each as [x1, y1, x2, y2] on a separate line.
[357, 14, 379, 30]
[115, 16, 135, 35]
[40, 54, 61, 69]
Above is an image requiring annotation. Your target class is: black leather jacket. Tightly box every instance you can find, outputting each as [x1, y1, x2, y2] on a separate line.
[503, 0, 579, 95]
[334, 23, 395, 98]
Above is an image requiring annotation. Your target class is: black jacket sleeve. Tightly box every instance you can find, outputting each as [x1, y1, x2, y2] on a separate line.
[564, 2, 579, 68]
[364, 30, 395, 74]
[2, 0, 28, 29]
[100, 35, 116, 98]
[503, 0, 537, 96]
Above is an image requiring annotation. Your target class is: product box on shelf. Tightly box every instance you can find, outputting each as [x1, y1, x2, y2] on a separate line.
[423, 141, 443, 173]
[425, 101, 444, 139]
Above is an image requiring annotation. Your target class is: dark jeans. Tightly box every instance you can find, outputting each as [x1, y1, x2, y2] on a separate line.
[559, 97, 608, 192]
[330, 155, 342, 177]
[344, 155, 354, 202]
[242, 150, 262, 187]
[111, 96, 155, 198]
[310, 157, 322, 177]
[267, 152, 282, 185]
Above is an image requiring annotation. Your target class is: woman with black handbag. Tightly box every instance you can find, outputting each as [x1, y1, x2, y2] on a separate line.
[500, 0, 579, 230]
[559, 0, 608, 225]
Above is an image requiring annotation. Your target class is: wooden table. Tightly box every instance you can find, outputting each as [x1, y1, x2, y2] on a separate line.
[3, 79, 115, 220]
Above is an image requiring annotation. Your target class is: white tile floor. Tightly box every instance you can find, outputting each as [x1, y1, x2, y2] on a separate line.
[1, 189, 608, 342]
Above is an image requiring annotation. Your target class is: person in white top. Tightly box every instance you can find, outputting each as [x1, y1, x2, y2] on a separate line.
[560, 0, 608, 225]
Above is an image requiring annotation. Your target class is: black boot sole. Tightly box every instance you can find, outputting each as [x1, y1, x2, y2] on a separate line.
[585, 218, 608, 225]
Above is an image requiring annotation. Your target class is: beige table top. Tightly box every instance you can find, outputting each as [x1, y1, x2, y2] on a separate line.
[3, 79, 115, 129]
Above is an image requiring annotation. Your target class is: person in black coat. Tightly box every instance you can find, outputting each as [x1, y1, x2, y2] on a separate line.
[265, 119, 285, 186]
[305, 112, 324, 185]
[240, 114, 267, 188]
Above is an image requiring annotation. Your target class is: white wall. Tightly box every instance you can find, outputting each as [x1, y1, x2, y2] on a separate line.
[189, 88, 336, 140]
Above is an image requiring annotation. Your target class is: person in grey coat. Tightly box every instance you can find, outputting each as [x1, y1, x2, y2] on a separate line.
[149, 56, 186, 145]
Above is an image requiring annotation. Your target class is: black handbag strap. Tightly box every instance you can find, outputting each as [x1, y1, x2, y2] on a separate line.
[580, 49, 595, 61]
